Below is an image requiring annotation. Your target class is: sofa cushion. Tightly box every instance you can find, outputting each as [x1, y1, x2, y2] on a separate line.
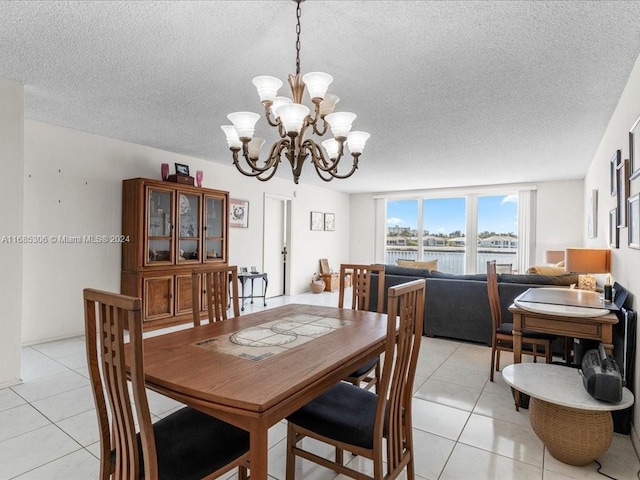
[384, 264, 432, 278]
[500, 273, 578, 286]
[396, 259, 438, 271]
[430, 271, 487, 281]
[526, 265, 567, 275]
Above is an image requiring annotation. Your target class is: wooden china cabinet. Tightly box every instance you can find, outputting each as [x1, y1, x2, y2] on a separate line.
[121, 178, 229, 330]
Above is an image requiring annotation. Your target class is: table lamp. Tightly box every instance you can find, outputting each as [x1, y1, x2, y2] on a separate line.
[564, 248, 611, 292]
[544, 250, 565, 265]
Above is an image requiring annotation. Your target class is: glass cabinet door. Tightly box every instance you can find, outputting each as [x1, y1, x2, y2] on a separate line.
[177, 193, 201, 263]
[204, 194, 225, 262]
[146, 188, 174, 265]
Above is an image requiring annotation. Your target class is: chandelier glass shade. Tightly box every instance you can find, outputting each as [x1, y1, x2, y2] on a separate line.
[221, 0, 370, 184]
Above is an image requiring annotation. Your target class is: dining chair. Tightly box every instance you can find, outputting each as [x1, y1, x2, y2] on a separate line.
[338, 263, 385, 390]
[487, 260, 554, 384]
[192, 264, 240, 326]
[83, 288, 250, 480]
[285, 278, 426, 480]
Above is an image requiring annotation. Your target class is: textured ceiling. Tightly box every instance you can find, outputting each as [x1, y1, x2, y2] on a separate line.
[1, 1, 640, 194]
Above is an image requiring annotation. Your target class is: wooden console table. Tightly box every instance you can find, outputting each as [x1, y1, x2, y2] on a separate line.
[509, 287, 619, 364]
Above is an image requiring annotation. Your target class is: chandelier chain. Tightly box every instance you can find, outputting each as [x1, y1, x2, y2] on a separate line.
[295, 0, 302, 75]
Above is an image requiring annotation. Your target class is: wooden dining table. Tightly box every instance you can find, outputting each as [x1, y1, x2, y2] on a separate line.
[127, 303, 388, 480]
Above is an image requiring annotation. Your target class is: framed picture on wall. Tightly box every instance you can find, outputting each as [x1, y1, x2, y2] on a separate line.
[610, 150, 621, 196]
[310, 211, 323, 231]
[229, 199, 249, 228]
[324, 213, 335, 231]
[617, 159, 630, 227]
[629, 194, 640, 249]
[610, 208, 619, 248]
[630, 115, 640, 180]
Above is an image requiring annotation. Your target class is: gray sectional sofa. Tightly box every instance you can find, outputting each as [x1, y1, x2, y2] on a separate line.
[369, 265, 579, 345]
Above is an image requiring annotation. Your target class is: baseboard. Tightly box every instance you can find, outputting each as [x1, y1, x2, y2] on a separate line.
[21, 331, 85, 347]
[0, 377, 23, 389]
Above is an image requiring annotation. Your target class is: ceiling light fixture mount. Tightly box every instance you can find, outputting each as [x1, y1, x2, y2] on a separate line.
[221, 0, 369, 184]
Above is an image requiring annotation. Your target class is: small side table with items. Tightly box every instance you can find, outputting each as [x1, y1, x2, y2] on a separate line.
[502, 363, 633, 466]
[233, 271, 268, 311]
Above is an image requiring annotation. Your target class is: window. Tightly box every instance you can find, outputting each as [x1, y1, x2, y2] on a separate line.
[477, 194, 518, 273]
[423, 197, 466, 274]
[384, 192, 520, 274]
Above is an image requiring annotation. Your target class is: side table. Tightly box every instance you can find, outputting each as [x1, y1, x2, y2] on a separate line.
[320, 273, 340, 292]
[502, 363, 633, 466]
[234, 272, 268, 311]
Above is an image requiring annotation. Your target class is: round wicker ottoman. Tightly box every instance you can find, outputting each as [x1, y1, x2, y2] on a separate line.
[502, 363, 634, 467]
[529, 397, 612, 466]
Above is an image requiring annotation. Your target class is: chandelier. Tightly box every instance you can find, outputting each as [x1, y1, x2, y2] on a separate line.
[221, 0, 370, 184]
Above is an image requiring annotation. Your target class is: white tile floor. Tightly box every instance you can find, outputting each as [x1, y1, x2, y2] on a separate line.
[2, 290, 640, 479]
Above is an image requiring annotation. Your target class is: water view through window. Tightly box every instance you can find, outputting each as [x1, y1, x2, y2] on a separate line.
[386, 194, 518, 274]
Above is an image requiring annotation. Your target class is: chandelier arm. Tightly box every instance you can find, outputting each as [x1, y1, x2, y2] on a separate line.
[264, 103, 280, 128]
[231, 139, 288, 178]
[303, 139, 360, 181]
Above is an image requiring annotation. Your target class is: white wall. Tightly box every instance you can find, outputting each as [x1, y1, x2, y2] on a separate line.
[584, 52, 640, 447]
[534, 179, 584, 264]
[20, 120, 350, 344]
[0, 78, 24, 387]
[349, 180, 584, 269]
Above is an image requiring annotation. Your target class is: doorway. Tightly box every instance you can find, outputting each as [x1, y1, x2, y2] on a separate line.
[263, 194, 292, 297]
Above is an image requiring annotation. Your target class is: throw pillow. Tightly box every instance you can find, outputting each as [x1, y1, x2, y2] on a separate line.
[526, 265, 567, 275]
[396, 259, 438, 271]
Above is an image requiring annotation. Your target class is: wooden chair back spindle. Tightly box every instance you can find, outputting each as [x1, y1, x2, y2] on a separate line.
[338, 263, 385, 313]
[192, 265, 239, 326]
[487, 260, 502, 332]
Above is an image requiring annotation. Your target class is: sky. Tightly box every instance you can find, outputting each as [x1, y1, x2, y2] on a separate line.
[387, 195, 518, 235]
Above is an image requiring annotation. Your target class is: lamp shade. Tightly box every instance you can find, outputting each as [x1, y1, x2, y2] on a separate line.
[247, 137, 265, 159]
[564, 248, 610, 273]
[322, 138, 340, 160]
[278, 104, 310, 134]
[221, 125, 242, 149]
[544, 250, 565, 264]
[227, 112, 260, 140]
[270, 96, 292, 119]
[252, 76, 283, 103]
[347, 131, 370, 154]
[325, 112, 357, 139]
[302, 72, 333, 99]
[319, 93, 339, 117]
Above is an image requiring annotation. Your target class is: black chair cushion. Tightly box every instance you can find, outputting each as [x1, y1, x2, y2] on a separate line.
[287, 382, 378, 449]
[113, 407, 249, 480]
[497, 322, 556, 340]
[349, 357, 379, 378]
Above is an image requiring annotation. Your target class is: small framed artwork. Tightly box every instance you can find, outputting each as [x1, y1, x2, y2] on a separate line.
[175, 163, 190, 176]
[310, 211, 323, 231]
[229, 199, 249, 228]
[628, 193, 640, 249]
[587, 189, 597, 239]
[617, 159, 629, 227]
[630, 114, 640, 180]
[610, 208, 619, 248]
[324, 212, 335, 231]
[240, 267, 248, 274]
[610, 150, 621, 196]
